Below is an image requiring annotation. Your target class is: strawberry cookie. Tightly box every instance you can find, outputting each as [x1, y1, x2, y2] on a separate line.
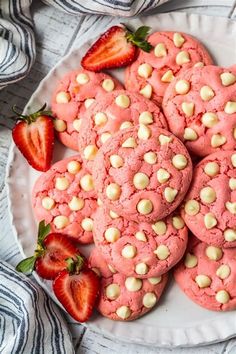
[93, 125, 192, 223]
[125, 31, 213, 105]
[32, 155, 97, 244]
[182, 151, 236, 248]
[51, 69, 123, 151]
[174, 236, 236, 311]
[162, 65, 236, 157]
[93, 206, 188, 278]
[89, 248, 168, 321]
[78, 90, 168, 165]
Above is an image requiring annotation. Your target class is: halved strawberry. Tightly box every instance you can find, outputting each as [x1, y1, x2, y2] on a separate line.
[53, 256, 100, 322]
[81, 25, 153, 72]
[16, 221, 81, 280]
[12, 104, 54, 172]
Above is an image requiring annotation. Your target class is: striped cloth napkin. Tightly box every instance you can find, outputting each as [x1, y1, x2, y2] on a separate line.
[0, 0, 168, 90]
[0, 260, 74, 354]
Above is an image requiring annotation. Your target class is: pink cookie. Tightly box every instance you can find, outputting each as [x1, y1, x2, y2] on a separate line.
[162, 65, 236, 157]
[51, 69, 123, 151]
[93, 125, 192, 223]
[181, 151, 236, 248]
[78, 90, 168, 166]
[89, 248, 168, 321]
[32, 155, 97, 244]
[174, 235, 236, 311]
[125, 31, 213, 106]
[93, 206, 188, 278]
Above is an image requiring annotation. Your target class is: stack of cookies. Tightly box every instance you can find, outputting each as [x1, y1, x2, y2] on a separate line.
[32, 30, 236, 320]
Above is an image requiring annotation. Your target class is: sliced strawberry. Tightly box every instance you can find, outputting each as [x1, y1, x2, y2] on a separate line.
[81, 25, 153, 72]
[12, 104, 54, 172]
[53, 267, 100, 322]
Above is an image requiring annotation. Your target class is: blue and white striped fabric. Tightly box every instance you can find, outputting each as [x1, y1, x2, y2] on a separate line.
[0, 261, 74, 354]
[0, 0, 168, 89]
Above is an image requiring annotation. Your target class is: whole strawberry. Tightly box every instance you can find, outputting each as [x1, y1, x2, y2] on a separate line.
[12, 103, 54, 171]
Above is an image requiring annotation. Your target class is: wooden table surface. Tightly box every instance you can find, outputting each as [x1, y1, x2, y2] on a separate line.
[1, 1, 236, 353]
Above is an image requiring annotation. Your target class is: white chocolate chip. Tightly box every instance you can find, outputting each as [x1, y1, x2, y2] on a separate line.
[154, 245, 170, 260]
[121, 245, 137, 259]
[220, 72, 236, 86]
[154, 43, 167, 57]
[172, 154, 188, 169]
[159, 134, 172, 145]
[205, 246, 223, 261]
[200, 186, 216, 204]
[156, 168, 170, 184]
[55, 91, 70, 104]
[109, 210, 119, 219]
[233, 128, 236, 140]
[122, 137, 137, 148]
[76, 73, 89, 85]
[204, 213, 217, 229]
[110, 155, 123, 168]
[143, 293, 157, 308]
[137, 199, 153, 215]
[73, 119, 81, 132]
[204, 162, 220, 176]
[55, 177, 70, 191]
[152, 221, 167, 235]
[200, 86, 215, 101]
[138, 63, 153, 78]
[97, 198, 103, 206]
[183, 127, 198, 141]
[144, 152, 157, 164]
[184, 253, 198, 268]
[102, 79, 115, 92]
[105, 227, 120, 243]
[135, 262, 149, 275]
[185, 200, 200, 216]
[120, 121, 133, 130]
[133, 172, 149, 190]
[106, 183, 121, 200]
[100, 132, 112, 144]
[172, 216, 185, 229]
[148, 276, 162, 285]
[108, 264, 117, 273]
[83, 145, 98, 160]
[211, 134, 227, 148]
[135, 231, 147, 242]
[195, 274, 211, 288]
[161, 69, 175, 83]
[215, 290, 230, 304]
[225, 201, 236, 214]
[94, 112, 108, 126]
[224, 101, 236, 114]
[54, 119, 67, 132]
[182, 102, 194, 117]
[67, 160, 81, 174]
[175, 80, 190, 95]
[68, 196, 84, 211]
[139, 84, 153, 99]
[125, 277, 142, 292]
[80, 174, 94, 191]
[42, 197, 55, 210]
[224, 229, 236, 242]
[173, 32, 185, 47]
[116, 306, 131, 319]
[84, 98, 95, 108]
[92, 267, 101, 277]
[138, 124, 151, 140]
[115, 94, 130, 108]
[139, 111, 153, 125]
[106, 284, 120, 300]
[194, 62, 204, 68]
[229, 178, 236, 190]
[81, 218, 93, 231]
[231, 153, 236, 167]
[53, 215, 69, 229]
[164, 187, 178, 203]
[201, 113, 219, 128]
[176, 50, 190, 65]
[216, 264, 231, 279]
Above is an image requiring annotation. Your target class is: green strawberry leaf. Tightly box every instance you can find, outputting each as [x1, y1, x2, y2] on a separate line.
[16, 256, 36, 274]
[38, 220, 50, 246]
[66, 255, 84, 274]
[126, 25, 153, 53]
[133, 26, 151, 40]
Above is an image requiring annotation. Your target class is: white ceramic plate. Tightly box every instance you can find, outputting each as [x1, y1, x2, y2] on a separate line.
[6, 12, 236, 348]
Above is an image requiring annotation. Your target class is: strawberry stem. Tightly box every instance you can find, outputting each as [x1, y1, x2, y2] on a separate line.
[66, 255, 84, 274]
[125, 25, 153, 53]
[12, 103, 53, 124]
